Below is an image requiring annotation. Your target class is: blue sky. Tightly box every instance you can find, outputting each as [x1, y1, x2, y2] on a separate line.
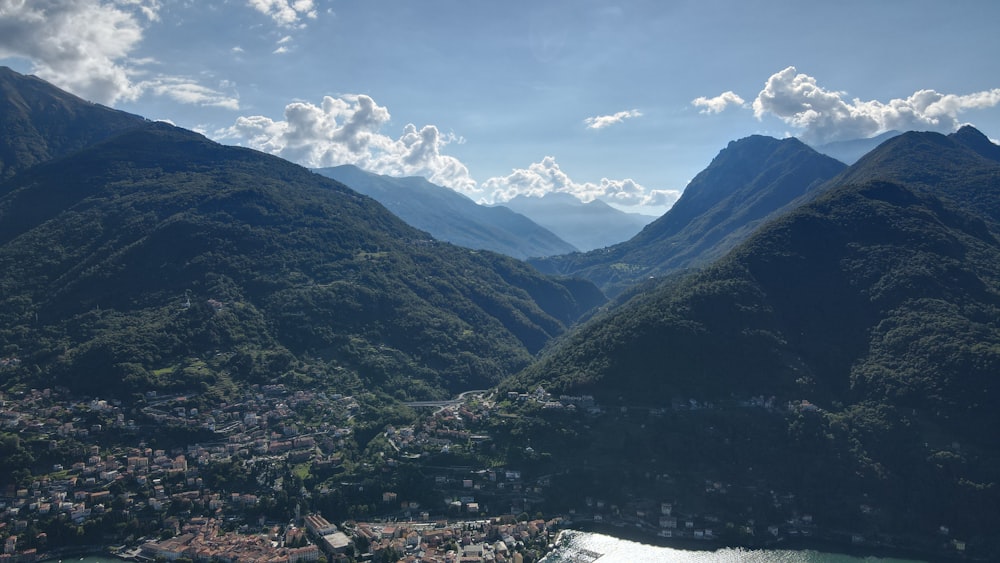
[2, 0, 1000, 215]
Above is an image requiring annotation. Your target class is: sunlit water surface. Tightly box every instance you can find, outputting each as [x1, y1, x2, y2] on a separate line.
[540, 530, 926, 563]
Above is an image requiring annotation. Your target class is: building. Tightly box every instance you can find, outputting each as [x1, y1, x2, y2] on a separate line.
[321, 531, 351, 555]
[304, 513, 338, 537]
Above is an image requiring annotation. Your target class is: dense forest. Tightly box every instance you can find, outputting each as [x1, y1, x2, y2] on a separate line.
[504, 131, 1000, 551]
[0, 121, 603, 401]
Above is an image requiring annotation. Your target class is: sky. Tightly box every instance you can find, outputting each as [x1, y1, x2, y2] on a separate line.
[2, 0, 1000, 216]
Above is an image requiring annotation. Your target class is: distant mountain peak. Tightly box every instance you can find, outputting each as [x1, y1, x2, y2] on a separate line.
[511, 191, 580, 202]
[315, 165, 577, 259]
[809, 130, 902, 164]
[503, 192, 655, 251]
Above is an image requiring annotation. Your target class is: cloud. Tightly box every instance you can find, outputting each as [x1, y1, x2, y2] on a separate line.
[217, 94, 478, 194]
[116, 0, 160, 21]
[0, 0, 159, 104]
[217, 95, 675, 207]
[752, 66, 1000, 144]
[246, 0, 318, 28]
[138, 77, 240, 110]
[692, 91, 745, 114]
[584, 109, 642, 130]
[0, 0, 243, 111]
[482, 156, 679, 207]
[272, 35, 294, 54]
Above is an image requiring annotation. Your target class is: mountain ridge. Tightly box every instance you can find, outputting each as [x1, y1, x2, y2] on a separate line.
[530, 135, 846, 294]
[0, 66, 148, 180]
[315, 164, 577, 259]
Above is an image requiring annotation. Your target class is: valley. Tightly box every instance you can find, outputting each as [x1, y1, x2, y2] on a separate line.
[2, 65, 1000, 562]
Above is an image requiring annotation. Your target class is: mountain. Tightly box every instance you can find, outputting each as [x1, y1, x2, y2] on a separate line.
[498, 129, 1000, 557]
[0, 66, 147, 180]
[0, 99, 605, 402]
[501, 192, 655, 251]
[531, 136, 846, 295]
[825, 127, 1000, 226]
[809, 130, 901, 164]
[315, 165, 577, 259]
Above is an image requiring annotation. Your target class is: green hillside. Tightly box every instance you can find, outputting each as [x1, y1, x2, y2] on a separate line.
[501, 133, 1000, 554]
[0, 122, 604, 401]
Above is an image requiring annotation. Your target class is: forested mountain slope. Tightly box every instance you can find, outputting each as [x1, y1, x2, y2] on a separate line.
[531, 136, 845, 295]
[0, 122, 604, 400]
[0, 66, 147, 180]
[501, 132, 1000, 555]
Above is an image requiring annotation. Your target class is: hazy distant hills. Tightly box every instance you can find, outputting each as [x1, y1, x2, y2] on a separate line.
[501, 192, 655, 251]
[315, 164, 577, 259]
[0, 66, 147, 180]
[531, 136, 846, 295]
[0, 69, 604, 400]
[809, 130, 901, 164]
[505, 128, 1000, 552]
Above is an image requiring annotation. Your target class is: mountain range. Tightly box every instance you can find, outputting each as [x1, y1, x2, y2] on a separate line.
[315, 164, 578, 259]
[0, 67, 603, 402]
[3, 65, 1000, 557]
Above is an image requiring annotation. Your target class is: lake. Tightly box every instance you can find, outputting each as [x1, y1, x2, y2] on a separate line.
[47, 533, 929, 563]
[539, 530, 927, 563]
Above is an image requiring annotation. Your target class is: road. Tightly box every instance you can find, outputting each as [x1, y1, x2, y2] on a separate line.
[404, 389, 488, 410]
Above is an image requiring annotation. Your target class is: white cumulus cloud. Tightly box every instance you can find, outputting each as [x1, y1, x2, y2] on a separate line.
[0, 0, 242, 111]
[482, 156, 679, 208]
[216, 94, 478, 194]
[0, 0, 159, 104]
[584, 109, 642, 130]
[217, 95, 674, 208]
[752, 66, 1000, 144]
[692, 91, 745, 114]
[247, 0, 318, 28]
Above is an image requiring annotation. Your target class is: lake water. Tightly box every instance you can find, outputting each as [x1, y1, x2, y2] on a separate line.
[48, 533, 928, 563]
[540, 530, 927, 563]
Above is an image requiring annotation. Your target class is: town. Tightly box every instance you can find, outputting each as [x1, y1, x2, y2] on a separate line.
[0, 383, 565, 562]
[0, 382, 969, 562]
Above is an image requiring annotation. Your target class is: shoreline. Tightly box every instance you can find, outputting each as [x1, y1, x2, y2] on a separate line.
[33, 521, 965, 563]
[37, 546, 111, 562]
[561, 521, 958, 562]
